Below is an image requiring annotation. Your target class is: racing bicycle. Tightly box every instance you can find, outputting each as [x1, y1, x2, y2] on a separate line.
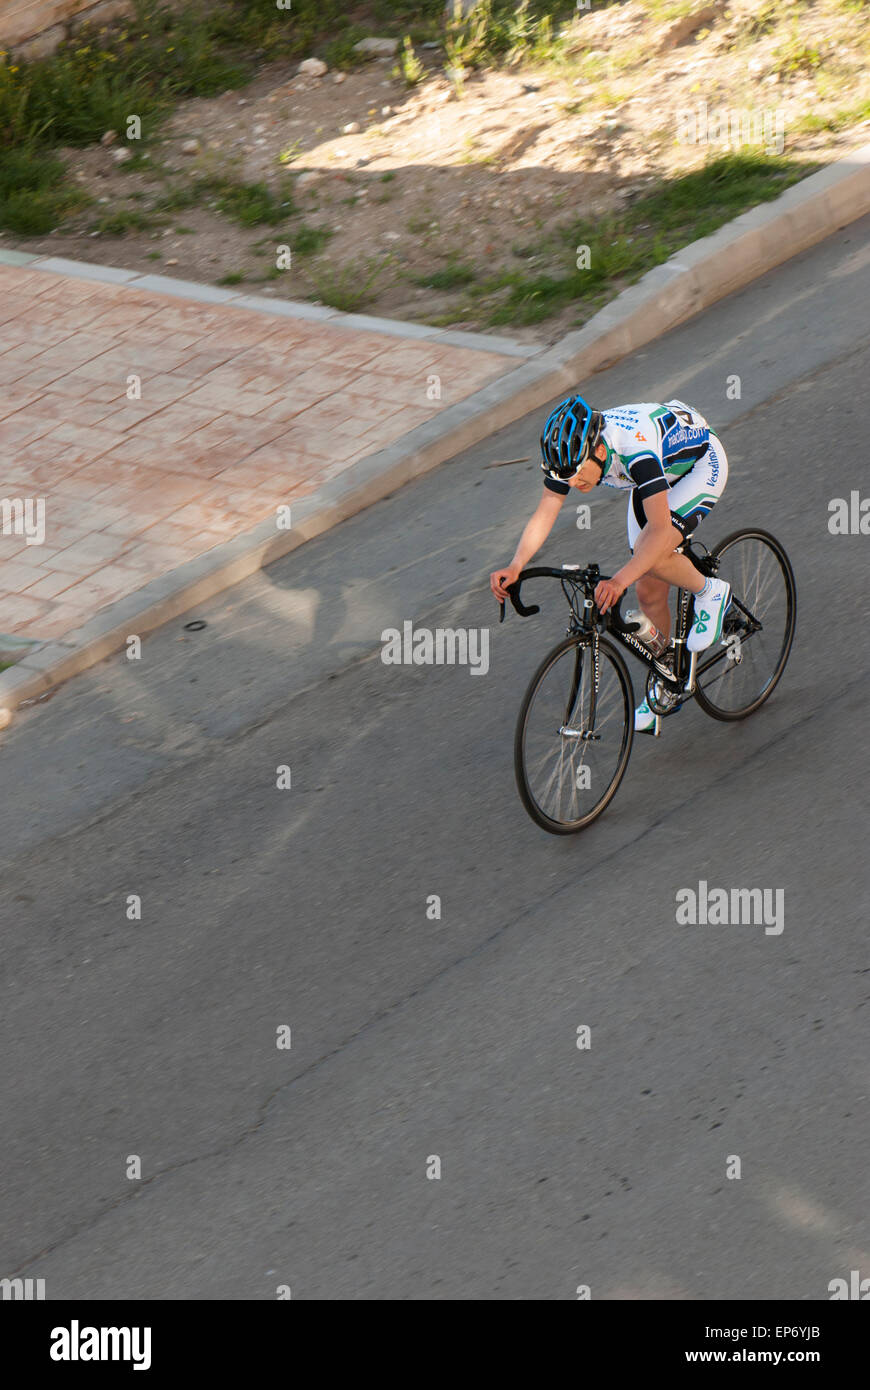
[501, 528, 796, 834]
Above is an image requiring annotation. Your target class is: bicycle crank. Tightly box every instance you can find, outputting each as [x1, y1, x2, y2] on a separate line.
[645, 671, 682, 717]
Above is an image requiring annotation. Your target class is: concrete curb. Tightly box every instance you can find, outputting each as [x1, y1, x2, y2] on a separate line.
[3, 143, 869, 713]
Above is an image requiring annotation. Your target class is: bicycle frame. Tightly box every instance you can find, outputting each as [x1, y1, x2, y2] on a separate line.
[507, 530, 790, 830]
[501, 544, 763, 713]
[571, 564, 697, 702]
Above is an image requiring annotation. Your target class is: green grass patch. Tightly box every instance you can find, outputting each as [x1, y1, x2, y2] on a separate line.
[396, 35, 427, 87]
[278, 140, 304, 167]
[792, 93, 870, 133]
[89, 205, 164, 236]
[292, 223, 335, 255]
[209, 178, 295, 226]
[443, 0, 579, 75]
[474, 152, 818, 326]
[636, 0, 701, 21]
[153, 182, 203, 213]
[154, 174, 295, 226]
[308, 254, 395, 311]
[322, 28, 373, 71]
[772, 24, 824, 77]
[412, 260, 477, 290]
[0, 145, 90, 234]
[0, 47, 168, 151]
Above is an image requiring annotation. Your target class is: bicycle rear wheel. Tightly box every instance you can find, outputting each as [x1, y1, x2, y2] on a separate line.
[514, 634, 634, 833]
[694, 528, 796, 721]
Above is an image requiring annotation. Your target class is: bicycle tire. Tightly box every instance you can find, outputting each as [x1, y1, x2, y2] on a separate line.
[694, 527, 796, 721]
[514, 633, 635, 834]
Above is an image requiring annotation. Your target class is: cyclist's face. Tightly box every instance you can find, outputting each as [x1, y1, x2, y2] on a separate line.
[568, 454, 604, 492]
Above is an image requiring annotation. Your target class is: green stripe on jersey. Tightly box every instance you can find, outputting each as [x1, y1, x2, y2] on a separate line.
[665, 459, 696, 479]
[674, 492, 718, 516]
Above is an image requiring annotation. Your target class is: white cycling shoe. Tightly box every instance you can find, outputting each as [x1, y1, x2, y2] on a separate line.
[687, 579, 732, 652]
[635, 698, 657, 734]
[635, 693, 682, 735]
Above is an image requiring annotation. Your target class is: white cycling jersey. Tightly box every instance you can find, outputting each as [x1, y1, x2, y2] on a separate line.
[544, 398, 728, 547]
[544, 399, 717, 498]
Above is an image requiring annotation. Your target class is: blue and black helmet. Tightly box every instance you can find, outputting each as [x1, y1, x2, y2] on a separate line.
[540, 394, 604, 482]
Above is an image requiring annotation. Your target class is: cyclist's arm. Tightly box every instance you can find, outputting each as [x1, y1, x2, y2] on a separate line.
[595, 490, 678, 611]
[511, 487, 564, 569]
[490, 488, 563, 599]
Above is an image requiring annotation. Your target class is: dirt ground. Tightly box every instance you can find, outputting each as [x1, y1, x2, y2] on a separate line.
[7, 0, 869, 344]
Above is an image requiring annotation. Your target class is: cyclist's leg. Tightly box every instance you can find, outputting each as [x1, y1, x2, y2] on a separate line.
[658, 436, 731, 650]
[630, 438, 730, 723]
[636, 573, 672, 636]
[643, 434, 729, 590]
[626, 488, 681, 636]
[627, 491, 679, 734]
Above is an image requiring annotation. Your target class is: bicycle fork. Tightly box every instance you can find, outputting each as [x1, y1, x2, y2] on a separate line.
[559, 627, 599, 739]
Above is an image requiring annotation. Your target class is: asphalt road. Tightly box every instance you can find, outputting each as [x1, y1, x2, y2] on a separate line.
[2, 216, 869, 1301]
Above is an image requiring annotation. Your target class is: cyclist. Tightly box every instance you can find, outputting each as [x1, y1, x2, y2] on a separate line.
[489, 394, 731, 733]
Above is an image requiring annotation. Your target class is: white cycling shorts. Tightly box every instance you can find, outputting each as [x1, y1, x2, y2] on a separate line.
[627, 432, 728, 551]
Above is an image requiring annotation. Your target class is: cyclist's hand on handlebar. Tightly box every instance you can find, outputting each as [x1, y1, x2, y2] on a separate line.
[594, 575, 627, 614]
[490, 564, 521, 601]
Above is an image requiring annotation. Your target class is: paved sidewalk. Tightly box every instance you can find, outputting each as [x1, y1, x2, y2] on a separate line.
[0, 263, 519, 642]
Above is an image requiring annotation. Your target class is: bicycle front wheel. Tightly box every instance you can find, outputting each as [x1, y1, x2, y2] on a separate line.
[514, 634, 634, 834]
[694, 528, 796, 720]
